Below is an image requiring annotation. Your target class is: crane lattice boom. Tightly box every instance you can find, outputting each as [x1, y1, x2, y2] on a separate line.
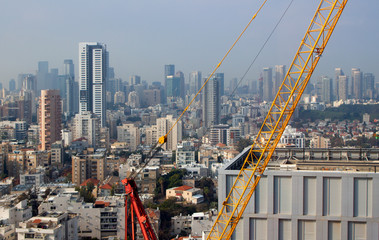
[207, 0, 348, 239]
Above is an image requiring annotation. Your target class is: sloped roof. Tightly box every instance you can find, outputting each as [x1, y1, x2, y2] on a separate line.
[100, 183, 112, 190]
[174, 185, 192, 191]
[80, 178, 100, 186]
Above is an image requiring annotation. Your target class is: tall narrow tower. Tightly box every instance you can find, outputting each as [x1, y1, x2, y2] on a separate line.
[39, 90, 62, 150]
[203, 76, 220, 128]
[79, 42, 108, 126]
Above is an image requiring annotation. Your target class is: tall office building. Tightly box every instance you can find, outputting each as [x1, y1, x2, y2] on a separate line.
[39, 90, 62, 151]
[164, 64, 175, 79]
[9, 79, 16, 92]
[338, 75, 348, 101]
[321, 76, 333, 103]
[130, 75, 141, 85]
[175, 71, 185, 99]
[214, 73, 225, 96]
[189, 71, 202, 96]
[79, 42, 108, 127]
[63, 59, 75, 115]
[37, 61, 49, 91]
[363, 73, 375, 99]
[262, 67, 273, 102]
[274, 65, 286, 98]
[352, 68, 362, 100]
[203, 76, 220, 128]
[334, 68, 344, 100]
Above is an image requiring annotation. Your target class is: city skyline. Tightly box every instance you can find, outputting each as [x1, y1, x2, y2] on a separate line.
[0, 0, 378, 86]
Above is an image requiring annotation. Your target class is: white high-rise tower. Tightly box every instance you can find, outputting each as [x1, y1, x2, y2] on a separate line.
[79, 42, 108, 126]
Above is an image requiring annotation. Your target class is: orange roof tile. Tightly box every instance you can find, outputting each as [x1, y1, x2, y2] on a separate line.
[100, 183, 112, 190]
[80, 178, 100, 186]
[174, 185, 192, 191]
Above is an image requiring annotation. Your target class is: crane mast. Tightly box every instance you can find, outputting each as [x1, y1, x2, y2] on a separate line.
[207, 0, 348, 239]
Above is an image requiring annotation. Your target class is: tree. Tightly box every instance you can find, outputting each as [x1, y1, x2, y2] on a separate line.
[236, 138, 253, 152]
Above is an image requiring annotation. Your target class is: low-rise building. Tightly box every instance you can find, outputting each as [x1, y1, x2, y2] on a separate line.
[16, 212, 78, 240]
[166, 186, 204, 204]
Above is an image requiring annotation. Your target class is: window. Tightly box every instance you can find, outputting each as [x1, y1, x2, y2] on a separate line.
[348, 222, 366, 240]
[303, 177, 316, 215]
[249, 218, 267, 240]
[279, 219, 291, 240]
[254, 176, 267, 213]
[328, 221, 341, 240]
[274, 176, 292, 214]
[298, 220, 316, 240]
[354, 178, 372, 217]
[323, 177, 341, 216]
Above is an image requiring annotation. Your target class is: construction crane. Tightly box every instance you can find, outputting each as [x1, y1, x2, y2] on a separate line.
[123, 178, 158, 240]
[207, 0, 348, 239]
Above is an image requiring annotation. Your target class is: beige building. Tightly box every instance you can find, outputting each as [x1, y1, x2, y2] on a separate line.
[39, 90, 62, 151]
[72, 111, 100, 148]
[166, 185, 203, 204]
[72, 149, 107, 185]
[145, 125, 158, 146]
[156, 115, 182, 151]
[117, 123, 140, 151]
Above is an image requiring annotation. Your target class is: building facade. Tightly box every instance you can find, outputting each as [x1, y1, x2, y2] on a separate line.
[79, 42, 108, 127]
[39, 89, 62, 151]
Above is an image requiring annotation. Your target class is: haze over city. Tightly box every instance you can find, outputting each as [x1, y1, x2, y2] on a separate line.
[1, 0, 378, 85]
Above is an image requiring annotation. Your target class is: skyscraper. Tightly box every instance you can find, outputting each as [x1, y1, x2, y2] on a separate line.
[352, 68, 362, 100]
[64, 59, 75, 116]
[39, 90, 62, 151]
[9, 79, 16, 92]
[175, 71, 185, 99]
[214, 73, 224, 96]
[321, 76, 332, 103]
[363, 73, 375, 99]
[203, 76, 220, 128]
[130, 75, 141, 85]
[37, 61, 49, 91]
[338, 75, 348, 101]
[189, 71, 202, 96]
[334, 68, 344, 100]
[262, 67, 273, 101]
[156, 115, 182, 151]
[79, 42, 108, 127]
[274, 65, 286, 98]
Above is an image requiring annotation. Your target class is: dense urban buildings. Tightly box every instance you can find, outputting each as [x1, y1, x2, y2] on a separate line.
[0, 39, 378, 240]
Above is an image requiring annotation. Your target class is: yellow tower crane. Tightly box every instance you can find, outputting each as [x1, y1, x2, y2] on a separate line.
[207, 0, 348, 239]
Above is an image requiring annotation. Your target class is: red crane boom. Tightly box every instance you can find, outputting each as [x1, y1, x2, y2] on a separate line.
[122, 178, 158, 240]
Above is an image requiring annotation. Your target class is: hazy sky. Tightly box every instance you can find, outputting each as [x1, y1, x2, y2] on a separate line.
[0, 0, 378, 87]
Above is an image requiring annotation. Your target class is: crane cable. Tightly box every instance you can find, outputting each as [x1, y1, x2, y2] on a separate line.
[229, 0, 295, 97]
[158, 0, 269, 145]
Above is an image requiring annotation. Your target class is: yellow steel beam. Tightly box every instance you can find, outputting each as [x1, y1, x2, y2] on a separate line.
[207, 0, 348, 239]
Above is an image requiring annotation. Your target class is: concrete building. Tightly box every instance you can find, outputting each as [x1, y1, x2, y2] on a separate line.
[216, 147, 379, 239]
[0, 121, 27, 140]
[203, 76, 221, 128]
[38, 194, 125, 240]
[310, 135, 331, 148]
[278, 126, 305, 148]
[176, 141, 196, 168]
[0, 198, 32, 226]
[72, 149, 106, 185]
[117, 123, 140, 151]
[51, 141, 64, 165]
[79, 42, 108, 127]
[16, 212, 78, 240]
[72, 111, 100, 148]
[156, 115, 182, 151]
[20, 172, 44, 186]
[209, 124, 229, 145]
[39, 89, 62, 151]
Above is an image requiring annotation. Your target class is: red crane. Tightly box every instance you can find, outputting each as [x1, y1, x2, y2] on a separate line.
[122, 178, 158, 240]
